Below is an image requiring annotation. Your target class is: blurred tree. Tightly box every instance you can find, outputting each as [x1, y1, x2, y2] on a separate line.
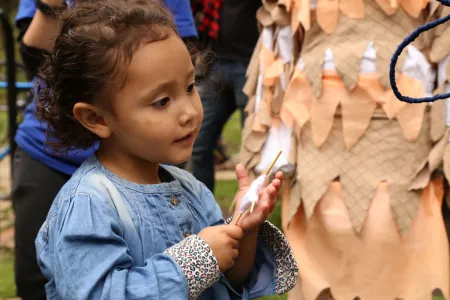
[0, 0, 18, 15]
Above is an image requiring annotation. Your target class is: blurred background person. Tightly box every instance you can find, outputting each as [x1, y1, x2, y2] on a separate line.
[190, 0, 262, 192]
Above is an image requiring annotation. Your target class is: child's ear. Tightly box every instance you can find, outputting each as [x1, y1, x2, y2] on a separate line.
[73, 102, 112, 139]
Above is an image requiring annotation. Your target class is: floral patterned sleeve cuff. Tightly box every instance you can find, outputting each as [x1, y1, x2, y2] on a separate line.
[225, 217, 299, 295]
[164, 235, 221, 299]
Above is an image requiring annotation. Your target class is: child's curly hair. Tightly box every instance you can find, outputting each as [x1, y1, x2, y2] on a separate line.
[37, 0, 177, 153]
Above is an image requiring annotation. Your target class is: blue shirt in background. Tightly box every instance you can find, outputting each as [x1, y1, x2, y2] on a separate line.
[16, 0, 198, 38]
[14, 0, 197, 175]
[163, 0, 198, 38]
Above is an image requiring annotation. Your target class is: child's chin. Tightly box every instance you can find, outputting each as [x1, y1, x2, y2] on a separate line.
[169, 153, 192, 166]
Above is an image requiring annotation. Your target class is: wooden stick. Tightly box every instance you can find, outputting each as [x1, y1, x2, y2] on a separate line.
[250, 150, 282, 213]
[265, 150, 282, 176]
[232, 211, 244, 225]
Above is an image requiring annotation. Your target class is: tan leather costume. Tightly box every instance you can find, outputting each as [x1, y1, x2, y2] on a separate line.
[240, 1, 450, 299]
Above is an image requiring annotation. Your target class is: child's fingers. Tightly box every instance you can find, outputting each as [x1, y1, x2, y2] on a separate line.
[266, 180, 281, 207]
[257, 188, 276, 214]
[275, 171, 283, 181]
[268, 180, 281, 198]
[229, 237, 240, 249]
[256, 188, 270, 206]
[235, 164, 250, 191]
[257, 192, 271, 218]
[266, 183, 277, 196]
[270, 178, 282, 190]
[232, 249, 239, 260]
[224, 224, 245, 240]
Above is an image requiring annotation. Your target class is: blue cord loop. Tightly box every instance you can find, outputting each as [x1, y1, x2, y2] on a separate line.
[390, 0, 450, 103]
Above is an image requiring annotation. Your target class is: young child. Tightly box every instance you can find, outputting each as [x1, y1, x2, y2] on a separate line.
[34, 0, 298, 299]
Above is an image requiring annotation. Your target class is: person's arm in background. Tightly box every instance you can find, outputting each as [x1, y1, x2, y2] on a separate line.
[163, 0, 199, 61]
[17, 0, 67, 80]
[22, 0, 65, 51]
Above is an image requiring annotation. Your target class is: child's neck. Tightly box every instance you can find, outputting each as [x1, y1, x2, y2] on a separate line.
[96, 143, 161, 185]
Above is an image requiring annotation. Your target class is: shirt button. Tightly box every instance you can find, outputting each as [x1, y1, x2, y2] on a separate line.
[184, 232, 191, 238]
[170, 197, 179, 206]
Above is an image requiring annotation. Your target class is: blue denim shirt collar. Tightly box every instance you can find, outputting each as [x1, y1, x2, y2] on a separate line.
[86, 156, 183, 195]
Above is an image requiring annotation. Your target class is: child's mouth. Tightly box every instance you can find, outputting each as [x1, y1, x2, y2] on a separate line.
[174, 132, 195, 147]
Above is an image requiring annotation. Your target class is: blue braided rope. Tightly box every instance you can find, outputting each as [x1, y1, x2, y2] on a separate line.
[390, 0, 450, 103]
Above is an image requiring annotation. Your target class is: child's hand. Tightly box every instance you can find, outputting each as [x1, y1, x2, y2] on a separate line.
[198, 225, 244, 272]
[233, 164, 283, 232]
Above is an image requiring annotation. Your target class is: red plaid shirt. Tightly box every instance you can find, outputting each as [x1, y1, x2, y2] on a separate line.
[192, 0, 223, 40]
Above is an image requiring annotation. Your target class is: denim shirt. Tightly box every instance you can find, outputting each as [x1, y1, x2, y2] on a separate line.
[36, 156, 298, 300]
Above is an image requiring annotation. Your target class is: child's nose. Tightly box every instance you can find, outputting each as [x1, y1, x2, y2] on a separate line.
[179, 102, 201, 125]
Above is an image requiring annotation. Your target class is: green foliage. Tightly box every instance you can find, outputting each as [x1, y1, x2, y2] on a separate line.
[0, 248, 15, 298]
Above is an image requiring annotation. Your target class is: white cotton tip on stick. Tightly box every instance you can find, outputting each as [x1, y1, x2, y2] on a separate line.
[251, 150, 282, 213]
[233, 151, 282, 225]
[245, 150, 282, 214]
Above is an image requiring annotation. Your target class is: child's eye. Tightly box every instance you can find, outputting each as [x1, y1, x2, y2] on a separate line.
[152, 97, 170, 107]
[186, 83, 196, 93]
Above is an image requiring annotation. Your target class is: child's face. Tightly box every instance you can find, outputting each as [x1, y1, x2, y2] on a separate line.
[104, 31, 203, 165]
